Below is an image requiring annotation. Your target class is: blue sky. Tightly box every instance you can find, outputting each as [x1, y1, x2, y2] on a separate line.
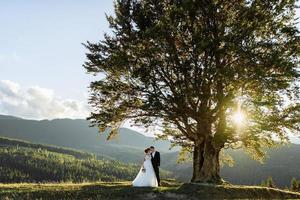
[0, 0, 112, 102]
[0, 0, 115, 120]
[0, 1, 299, 139]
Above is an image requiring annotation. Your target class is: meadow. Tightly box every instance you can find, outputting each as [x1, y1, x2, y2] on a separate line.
[1, 180, 300, 200]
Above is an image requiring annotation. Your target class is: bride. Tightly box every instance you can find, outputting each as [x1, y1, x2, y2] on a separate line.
[132, 148, 158, 187]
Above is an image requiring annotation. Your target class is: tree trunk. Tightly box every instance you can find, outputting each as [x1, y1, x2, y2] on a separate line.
[191, 138, 222, 184]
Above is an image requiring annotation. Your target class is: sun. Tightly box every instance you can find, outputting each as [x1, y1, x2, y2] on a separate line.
[232, 111, 245, 125]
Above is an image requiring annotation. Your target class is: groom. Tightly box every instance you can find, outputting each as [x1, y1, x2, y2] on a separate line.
[150, 146, 160, 186]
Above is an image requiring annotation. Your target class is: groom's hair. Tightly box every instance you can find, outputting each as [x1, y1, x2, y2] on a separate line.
[150, 146, 155, 149]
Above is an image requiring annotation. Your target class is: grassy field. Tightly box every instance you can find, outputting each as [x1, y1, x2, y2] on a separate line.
[1, 180, 300, 200]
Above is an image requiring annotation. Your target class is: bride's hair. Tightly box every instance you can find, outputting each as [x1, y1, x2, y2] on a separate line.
[144, 148, 150, 153]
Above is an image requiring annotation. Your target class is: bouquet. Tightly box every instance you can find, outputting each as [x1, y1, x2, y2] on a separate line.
[142, 168, 146, 173]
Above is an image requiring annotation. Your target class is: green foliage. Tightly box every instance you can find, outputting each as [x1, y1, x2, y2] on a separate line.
[0, 137, 94, 159]
[84, 0, 300, 181]
[290, 177, 300, 191]
[0, 146, 138, 183]
[261, 177, 276, 188]
[266, 177, 276, 188]
[176, 146, 192, 164]
[219, 150, 234, 167]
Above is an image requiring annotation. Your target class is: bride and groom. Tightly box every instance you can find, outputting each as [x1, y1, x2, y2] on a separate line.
[132, 146, 161, 187]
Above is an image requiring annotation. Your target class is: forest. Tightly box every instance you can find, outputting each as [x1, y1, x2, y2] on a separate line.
[0, 137, 171, 183]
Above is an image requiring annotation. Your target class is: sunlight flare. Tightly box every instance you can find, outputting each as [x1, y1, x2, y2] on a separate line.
[232, 111, 245, 125]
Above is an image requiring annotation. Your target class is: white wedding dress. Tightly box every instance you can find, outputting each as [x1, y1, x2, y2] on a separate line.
[132, 154, 158, 187]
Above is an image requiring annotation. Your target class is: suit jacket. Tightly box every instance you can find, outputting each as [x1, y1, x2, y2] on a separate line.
[151, 151, 160, 167]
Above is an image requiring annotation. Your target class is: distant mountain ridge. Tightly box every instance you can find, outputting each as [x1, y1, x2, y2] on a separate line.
[0, 114, 174, 163]
[0, 114, 170, 148]
[0, 114, 22, 120]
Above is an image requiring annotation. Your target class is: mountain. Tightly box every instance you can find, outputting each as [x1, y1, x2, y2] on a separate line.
[1, 115, 300, 188]
[0, 114, 22, 120]
[0, 116, 175, 163]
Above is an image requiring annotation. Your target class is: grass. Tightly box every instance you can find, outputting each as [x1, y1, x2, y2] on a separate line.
[0, 180, 300, 200]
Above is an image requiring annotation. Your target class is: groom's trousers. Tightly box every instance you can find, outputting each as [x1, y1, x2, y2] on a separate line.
[154, 166, 160, 185]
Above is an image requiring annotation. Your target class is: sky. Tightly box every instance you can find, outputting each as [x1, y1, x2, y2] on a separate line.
[0, 1, 299, 138]
[0, 0, 113, 119]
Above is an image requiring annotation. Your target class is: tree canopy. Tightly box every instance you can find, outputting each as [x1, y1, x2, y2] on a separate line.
[84, 0, 300, 183]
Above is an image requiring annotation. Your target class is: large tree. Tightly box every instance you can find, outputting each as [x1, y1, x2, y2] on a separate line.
[84, 0, 300, 183]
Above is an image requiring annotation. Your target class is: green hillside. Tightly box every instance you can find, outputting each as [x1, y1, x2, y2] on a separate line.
[1, 115, 300, 188]
[1, 181, 300, 200]
[0, 137, 171, 183]
[0, 115, 175, 163]
[0, 137, 95, 159]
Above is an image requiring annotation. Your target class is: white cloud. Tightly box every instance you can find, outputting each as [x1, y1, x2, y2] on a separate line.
[0, 80, 91, 120]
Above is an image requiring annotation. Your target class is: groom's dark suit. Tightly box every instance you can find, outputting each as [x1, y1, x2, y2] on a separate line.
[151, 151, 160, 185]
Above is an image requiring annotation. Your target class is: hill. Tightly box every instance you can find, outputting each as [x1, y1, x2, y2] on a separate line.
[0, 115, 22, 120]
[0, 136, 172, 183]
[0, 115, 174, 163]
[0, 138, 138, 183]
[1, 115, 300, 188]
[0, 137, 95, 159]
[1, 181, 300, 200]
